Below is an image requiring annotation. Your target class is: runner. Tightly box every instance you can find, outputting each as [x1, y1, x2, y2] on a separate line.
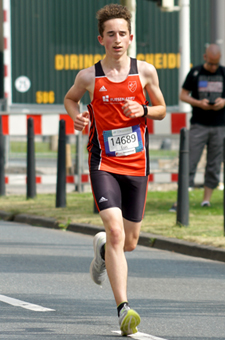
[64, 3, 166, 335]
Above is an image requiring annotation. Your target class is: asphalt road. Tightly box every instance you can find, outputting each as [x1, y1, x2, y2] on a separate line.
[0, 220, 225, 340]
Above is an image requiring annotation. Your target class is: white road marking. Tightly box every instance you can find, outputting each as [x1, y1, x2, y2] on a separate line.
[0, 294, 55, 312]
[112, 330, 168, 339]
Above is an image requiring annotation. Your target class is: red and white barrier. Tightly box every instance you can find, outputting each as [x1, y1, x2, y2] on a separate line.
[147, 112, 190, 134]
[0, 113, 75, 135]
[0, 111, 192, 185]
[0, 111, 190, 136]
[5, 172, 207, 186]
[4, 174, 90, 185]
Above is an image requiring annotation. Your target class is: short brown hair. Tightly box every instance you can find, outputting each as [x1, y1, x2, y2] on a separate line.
[96, 3, 132, 37]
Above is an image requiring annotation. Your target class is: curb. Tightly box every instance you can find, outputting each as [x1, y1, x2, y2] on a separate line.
[1, 211, 225, 263]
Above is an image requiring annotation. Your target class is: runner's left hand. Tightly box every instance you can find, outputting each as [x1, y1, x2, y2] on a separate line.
[122, 100, 145, 118]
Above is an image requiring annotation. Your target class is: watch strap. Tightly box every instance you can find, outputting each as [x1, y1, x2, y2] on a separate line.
[142, 105, 148, 117]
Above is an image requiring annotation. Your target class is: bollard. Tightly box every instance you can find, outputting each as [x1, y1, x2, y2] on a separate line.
[74, 134, 79, 192]
[77, 132, 83, 193]
[176, 127, 189, 226]
[56, 119, 66, 208]
[27, 117, 36, 199]
[223, 137, 225, 236]
[160, 138, 171, 150]
[0, 116, 5, 196]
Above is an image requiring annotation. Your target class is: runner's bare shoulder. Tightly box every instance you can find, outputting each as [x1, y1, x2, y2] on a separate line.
[75, 65, 95, 93]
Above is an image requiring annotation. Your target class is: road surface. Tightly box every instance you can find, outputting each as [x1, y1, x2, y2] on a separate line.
[0, 220, 225, 340]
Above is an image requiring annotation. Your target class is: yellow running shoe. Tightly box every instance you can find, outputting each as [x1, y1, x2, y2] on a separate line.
[119, 305, 141, 336]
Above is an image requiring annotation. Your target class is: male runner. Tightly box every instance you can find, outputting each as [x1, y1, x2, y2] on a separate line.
[64, 3, 166, 336]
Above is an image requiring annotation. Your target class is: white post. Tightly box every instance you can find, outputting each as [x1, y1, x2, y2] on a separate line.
[210, 0, 225, 66]
[121, 0, 136, 57]
[178, 0, 191, 112]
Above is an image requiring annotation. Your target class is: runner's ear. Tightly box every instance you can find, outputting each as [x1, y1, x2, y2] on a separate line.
[97, 35, 104, 46]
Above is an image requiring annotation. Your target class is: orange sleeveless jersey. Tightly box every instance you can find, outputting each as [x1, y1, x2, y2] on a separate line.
[87, 58, 149, 176]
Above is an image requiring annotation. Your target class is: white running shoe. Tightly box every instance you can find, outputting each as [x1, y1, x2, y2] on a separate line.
[201, 201, 211, 207]
[90, 232, 107, 285]
[119, 305, 141, 336]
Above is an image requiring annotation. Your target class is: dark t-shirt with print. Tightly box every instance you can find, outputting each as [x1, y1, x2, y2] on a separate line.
[182, 64, 225, 126]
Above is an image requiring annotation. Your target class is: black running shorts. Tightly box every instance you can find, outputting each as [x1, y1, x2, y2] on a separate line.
[90, 170, 149, 222]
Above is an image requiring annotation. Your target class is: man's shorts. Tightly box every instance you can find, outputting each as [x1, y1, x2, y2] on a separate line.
[90, 170, 149, 223]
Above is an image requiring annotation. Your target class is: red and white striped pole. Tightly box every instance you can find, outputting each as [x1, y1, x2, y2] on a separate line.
[3, 0, 11, 108]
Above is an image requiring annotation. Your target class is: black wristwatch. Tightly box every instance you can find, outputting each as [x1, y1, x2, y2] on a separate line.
[142, 105, 148, 117]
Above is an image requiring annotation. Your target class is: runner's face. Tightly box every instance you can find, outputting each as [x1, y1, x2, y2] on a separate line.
[98, 18, 133, 57]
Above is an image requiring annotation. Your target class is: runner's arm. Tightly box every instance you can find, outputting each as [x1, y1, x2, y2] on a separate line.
[122, 62, 166, 120]
[143, 63, 166, 120]
[64, 68, 94, 131]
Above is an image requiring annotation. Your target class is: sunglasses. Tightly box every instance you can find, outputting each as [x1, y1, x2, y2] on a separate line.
[206, 62, 220, 67]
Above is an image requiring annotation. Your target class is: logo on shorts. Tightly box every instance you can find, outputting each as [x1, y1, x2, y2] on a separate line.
[99, 197, 108, 203]
[128, 81, 137, 92]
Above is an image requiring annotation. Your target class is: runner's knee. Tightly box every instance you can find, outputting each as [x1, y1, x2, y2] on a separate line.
[107, 226, 125, 248]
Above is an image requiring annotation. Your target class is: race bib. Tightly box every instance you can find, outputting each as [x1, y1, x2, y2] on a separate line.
[103, 125, 143, 157]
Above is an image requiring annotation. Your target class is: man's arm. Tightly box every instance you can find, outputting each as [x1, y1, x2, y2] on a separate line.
[180, 88, 225, 111]
[180, 88, 203, 107]
[64, 67, 94, 131]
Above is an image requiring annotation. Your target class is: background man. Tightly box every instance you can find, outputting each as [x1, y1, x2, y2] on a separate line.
[180, 44, 225, 207]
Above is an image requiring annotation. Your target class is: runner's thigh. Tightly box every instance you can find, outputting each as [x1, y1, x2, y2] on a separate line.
[90, 170, 122, 212]
[120, 175, 148, 222]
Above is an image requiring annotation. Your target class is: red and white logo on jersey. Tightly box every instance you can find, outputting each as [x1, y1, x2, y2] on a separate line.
[128, 81, 137, 92]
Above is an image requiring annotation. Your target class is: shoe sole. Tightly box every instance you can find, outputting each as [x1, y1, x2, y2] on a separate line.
[120, 310, 141, 336]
